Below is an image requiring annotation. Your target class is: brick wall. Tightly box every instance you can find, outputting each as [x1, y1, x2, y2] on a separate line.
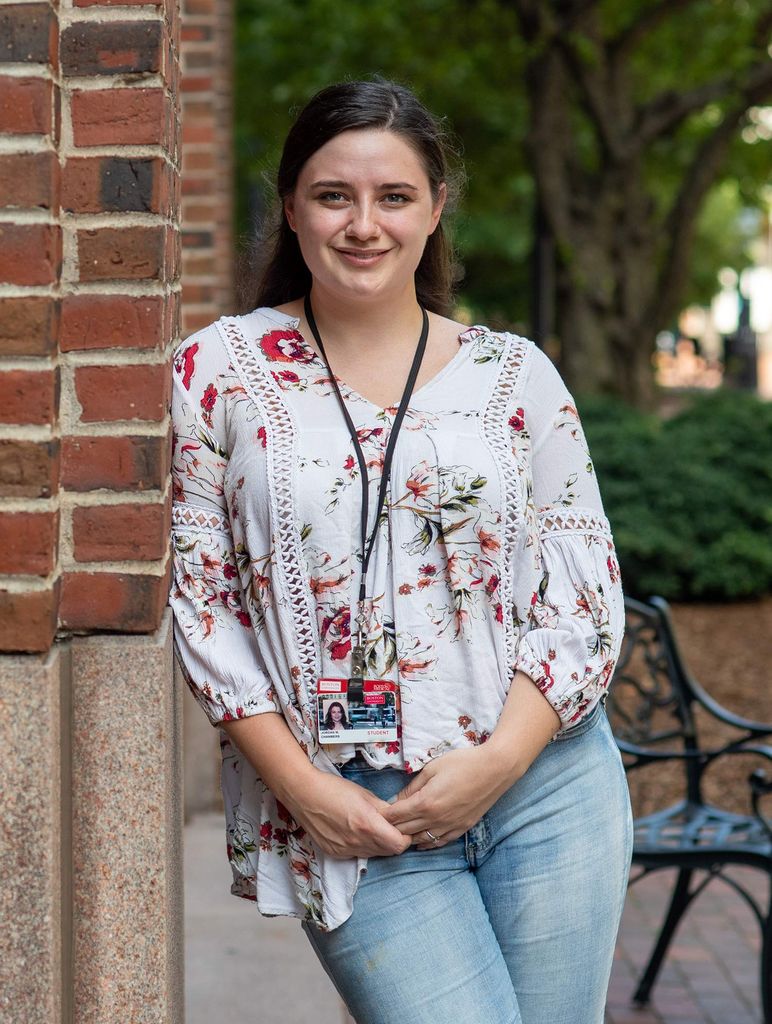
[0, 0, 181, 653]
[179, 0, 234, 335]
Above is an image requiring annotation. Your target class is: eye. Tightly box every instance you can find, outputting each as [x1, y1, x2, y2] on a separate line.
[383, 193, 410, 204]
[317, 191, 348, 203]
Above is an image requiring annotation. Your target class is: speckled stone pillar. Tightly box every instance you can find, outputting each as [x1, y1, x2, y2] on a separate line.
[0, 647, 67, 1024]
[70, 608, 182, 1024]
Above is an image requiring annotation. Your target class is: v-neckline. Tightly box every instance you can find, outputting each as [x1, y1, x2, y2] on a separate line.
[266, 308, 478, 413]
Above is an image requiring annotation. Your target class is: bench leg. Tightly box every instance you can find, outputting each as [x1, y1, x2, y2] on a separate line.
[763, 890, 772, 1024]
[633, 868, 694, 1005]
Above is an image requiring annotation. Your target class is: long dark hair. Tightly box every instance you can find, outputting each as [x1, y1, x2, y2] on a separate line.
[323, 700, 351, 730]
[242, 77, 464, 317]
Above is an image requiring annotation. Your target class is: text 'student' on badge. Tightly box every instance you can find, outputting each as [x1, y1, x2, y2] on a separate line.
[316, 677, 399, 744]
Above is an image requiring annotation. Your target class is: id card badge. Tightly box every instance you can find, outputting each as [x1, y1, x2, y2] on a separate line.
[317, 677, 399, 744]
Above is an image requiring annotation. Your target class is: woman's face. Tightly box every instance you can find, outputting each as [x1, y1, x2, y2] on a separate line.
[330, 703, 343, 724]
[284, 128, 446, 305]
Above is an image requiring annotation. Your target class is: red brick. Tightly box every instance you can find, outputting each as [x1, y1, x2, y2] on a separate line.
[180, 75, 213, 93]
[0, 297, 58, 357]
[0, 510, 58, 575]
[0, 439, 59, 498]
[0, 5, 57, 64]
[75, 363, 170, 422]
[158, 160, 174, 214]
[0, 368, 59, 426]
[182, 308, 216, 333]
[165, 223, 180, 281]
[183, 50, 215, 72]
[181, 25, 212, 43]
[60, 563, 171, 631]
[181, 150, 215, 172]
[77, 226, 164, 282]
[72, 501, 169, 561]
[0, 151, 58, 210]
[181, 120, 214, 145]
[60, 294, 164, 351]
[0, 223, 61, 285]
[62, 156, 164, 214]
[62, 429, 171, 491]
[71, 88, 168, 146]
[61, 21, 162, 77]
[181, 282, 214, 306]
[180, 200, 215, 222]
[165, 290, 180, 341]
[0, 581, 60, 653]
[0, 76, 52, 134]
[182, 253, 216, 276]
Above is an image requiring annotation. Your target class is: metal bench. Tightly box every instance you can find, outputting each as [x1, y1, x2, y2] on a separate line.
[606, 594, 772, 1020]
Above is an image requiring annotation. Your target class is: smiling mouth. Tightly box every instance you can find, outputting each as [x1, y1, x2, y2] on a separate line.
[335, 249, 390, 260]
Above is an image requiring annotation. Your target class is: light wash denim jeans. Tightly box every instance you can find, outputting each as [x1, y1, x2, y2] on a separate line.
[301, 701, 633, 1024]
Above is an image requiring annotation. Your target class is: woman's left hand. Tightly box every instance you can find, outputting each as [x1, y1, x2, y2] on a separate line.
[380, 745, 520, 849]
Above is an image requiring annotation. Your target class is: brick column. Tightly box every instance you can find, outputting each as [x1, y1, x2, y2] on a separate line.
[1, 0, 180, 650]
[177, 0, 235, 823]
[59, 1, 180, 637]
[0, 1, 62, 650]
[1, 1, 184, 1021]
[180, 0, 234, 334]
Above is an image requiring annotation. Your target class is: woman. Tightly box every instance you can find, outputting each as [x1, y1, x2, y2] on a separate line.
[169, 77, 633, 1024]
[322, 700, 352, 732]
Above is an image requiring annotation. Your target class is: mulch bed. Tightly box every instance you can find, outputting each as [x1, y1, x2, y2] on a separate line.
[618, 596, 772, 820]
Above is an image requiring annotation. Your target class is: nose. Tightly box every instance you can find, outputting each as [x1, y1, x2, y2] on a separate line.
[345, 200, 380, 241]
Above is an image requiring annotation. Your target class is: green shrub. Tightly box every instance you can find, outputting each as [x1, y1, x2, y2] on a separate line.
[577, 389, 772, 602]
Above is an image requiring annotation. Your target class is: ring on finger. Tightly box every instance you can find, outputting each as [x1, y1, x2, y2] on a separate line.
[424, 829, 441, 844]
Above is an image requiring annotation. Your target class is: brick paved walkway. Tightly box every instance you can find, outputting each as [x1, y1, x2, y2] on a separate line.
[606, 867, 767, 1024]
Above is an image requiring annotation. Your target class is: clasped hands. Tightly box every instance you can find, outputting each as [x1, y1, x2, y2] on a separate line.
[382, 745, 515, 851]
[293, 744, 523, 860]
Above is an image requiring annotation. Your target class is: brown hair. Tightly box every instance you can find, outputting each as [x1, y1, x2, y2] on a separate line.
[241, 76, 464, 316]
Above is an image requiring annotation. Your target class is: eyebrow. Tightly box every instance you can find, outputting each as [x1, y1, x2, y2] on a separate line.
[309, 179, 419, 191]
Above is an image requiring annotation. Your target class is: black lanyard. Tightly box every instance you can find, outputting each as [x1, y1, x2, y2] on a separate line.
[303, 293, 429, 679]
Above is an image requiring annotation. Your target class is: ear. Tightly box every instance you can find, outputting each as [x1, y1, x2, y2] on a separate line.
[428, 181, 447, 235]
[284, 195, 296, 233]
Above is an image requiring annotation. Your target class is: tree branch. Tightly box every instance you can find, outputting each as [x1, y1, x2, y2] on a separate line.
[505, 0, 601, 46]
[635, 1, 772, 147]
[554, 30, 626, 161]
[608, 0, 709, 61]
[504, 0, 548, 43]
[635, 74, 749, 146]
[648, 68, 772, 328]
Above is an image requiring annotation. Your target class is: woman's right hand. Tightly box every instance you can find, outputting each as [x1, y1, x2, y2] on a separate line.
[284, 771, 412, 860]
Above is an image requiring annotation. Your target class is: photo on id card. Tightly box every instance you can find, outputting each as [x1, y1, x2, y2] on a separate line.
[317, 677, 399, 744]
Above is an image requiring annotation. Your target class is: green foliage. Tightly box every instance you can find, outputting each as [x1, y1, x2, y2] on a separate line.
[235, 0, 770, 324]
[579, 390, 772, 602]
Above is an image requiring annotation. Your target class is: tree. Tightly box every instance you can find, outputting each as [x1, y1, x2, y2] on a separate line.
[509, 0, 772, 404]
[235, 0, 772, 406]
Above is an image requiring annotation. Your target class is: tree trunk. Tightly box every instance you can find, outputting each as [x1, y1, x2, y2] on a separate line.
[511, 0, 772, 409]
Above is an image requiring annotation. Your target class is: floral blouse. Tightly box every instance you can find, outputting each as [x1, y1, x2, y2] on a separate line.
[168, 306, 625, 931]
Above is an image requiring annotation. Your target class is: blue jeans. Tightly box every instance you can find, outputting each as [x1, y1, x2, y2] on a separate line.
[301, 702, 633, 1024]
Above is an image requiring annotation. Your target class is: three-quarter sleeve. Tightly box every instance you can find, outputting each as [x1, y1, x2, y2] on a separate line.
[514, 345, 625, 729]
[169, 329, 279, 726]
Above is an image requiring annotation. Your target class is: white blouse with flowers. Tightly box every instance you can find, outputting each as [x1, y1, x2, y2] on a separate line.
[168, 306, 625, 930]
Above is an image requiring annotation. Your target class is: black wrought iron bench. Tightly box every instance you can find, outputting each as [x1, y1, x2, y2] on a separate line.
[605, 594, 772, 1021]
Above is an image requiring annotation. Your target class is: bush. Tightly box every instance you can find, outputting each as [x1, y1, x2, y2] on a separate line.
[577, 389, 772, 602]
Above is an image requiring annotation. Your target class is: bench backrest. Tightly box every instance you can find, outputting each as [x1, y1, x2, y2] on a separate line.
[607, 595, 715, 803]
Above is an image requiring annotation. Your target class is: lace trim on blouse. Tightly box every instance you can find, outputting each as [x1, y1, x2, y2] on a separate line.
[480, 334, 530, 686]
[215, 315, 323, 693]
